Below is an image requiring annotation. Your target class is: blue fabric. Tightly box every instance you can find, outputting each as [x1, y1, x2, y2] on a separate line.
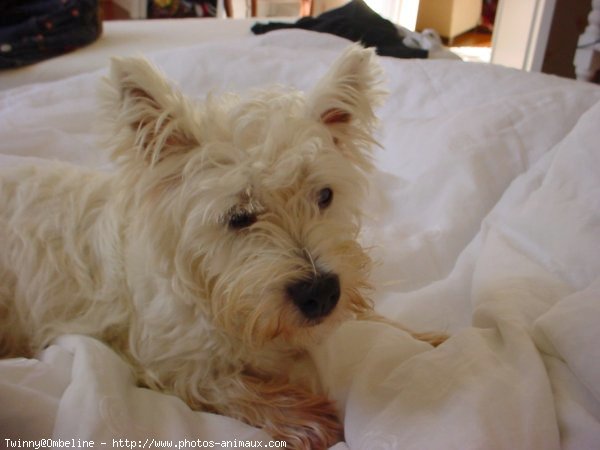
[0, 0, 101, 69]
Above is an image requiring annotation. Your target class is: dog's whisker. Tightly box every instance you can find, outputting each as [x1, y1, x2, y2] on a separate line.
[303, 248, 317, 277]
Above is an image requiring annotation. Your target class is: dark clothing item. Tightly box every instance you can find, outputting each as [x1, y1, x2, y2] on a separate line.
[251, 0, 428, 59]
[147, 0, 218, 19]
[0, 0, 101, 70]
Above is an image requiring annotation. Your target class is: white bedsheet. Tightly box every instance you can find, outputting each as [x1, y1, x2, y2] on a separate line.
[0, 18, 259, 91]
[1, 30, 600, 449]
[0, 18, 457, 92]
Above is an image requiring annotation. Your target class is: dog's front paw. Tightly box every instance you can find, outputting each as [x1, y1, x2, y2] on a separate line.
[225, 374, 343, 450]
[265, 393, 343, 450]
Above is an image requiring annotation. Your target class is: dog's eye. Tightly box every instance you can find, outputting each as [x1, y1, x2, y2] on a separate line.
[228, 212, 257, 230]
[317, 187, 333, 210]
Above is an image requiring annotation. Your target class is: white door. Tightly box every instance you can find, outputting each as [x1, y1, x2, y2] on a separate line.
[365, 0, 421, 29]
[491, 0, 557, 71]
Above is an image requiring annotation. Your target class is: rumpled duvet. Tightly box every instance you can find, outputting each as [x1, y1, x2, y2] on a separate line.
[1, 30, 599, 449]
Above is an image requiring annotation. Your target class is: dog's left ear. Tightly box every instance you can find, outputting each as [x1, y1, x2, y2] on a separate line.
[307, 45, 386, 165]
[104, 57, 199, 166]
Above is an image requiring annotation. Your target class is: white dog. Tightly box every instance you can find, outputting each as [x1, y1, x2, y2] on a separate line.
[0, 45, 443, 448]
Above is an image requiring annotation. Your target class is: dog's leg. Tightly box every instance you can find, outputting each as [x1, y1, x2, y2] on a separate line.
[218, 373, 343, 450]
[0, 270, 31, 358]
[357, 312, 448, 347]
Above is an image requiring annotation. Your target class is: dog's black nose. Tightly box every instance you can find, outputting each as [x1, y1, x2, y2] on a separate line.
[286, 273, 340, 320]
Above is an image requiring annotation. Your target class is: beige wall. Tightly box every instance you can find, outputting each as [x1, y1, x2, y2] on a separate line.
[312, 0, 347, 15]
[232, 0, 346, 17]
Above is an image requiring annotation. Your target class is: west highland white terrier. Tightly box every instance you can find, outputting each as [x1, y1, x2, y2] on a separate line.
[0, 45, 444, 448]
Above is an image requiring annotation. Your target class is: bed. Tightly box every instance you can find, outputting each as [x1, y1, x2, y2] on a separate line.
[1, 17, 600, 449]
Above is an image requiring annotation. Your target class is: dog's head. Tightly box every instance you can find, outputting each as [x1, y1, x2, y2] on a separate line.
[104, 45, 385, 349]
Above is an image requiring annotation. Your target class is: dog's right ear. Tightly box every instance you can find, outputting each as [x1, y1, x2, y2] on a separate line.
[103, 57, 200, 166]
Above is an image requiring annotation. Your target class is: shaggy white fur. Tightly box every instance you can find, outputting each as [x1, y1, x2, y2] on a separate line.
[0, 45, 442, 448]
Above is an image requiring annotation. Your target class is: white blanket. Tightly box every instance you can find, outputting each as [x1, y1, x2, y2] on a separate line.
[1, 30, 600, 449]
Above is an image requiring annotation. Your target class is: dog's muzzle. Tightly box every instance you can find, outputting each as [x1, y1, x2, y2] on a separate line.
[286, 273, 341, 320]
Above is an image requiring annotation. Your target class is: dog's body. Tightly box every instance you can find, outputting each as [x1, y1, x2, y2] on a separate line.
[0, 46, 442, 448]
